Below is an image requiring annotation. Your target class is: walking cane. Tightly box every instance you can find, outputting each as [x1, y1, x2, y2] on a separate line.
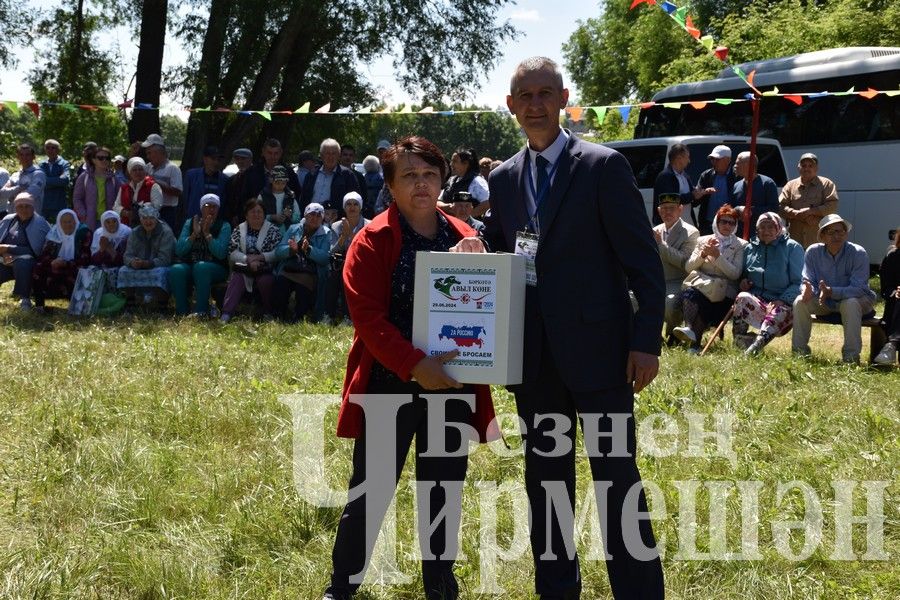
[700, 301, 737, 356]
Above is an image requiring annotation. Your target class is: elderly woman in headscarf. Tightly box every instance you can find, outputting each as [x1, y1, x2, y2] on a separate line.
[732, 212, 804, 355]
[673, 204, 748, 352]
[0, 193, 51, 310]
[324, 191, 370, 323]
[30, 208, 93, 311]
[117, 204, 175, 306]
[169, 193, 232, 317]
[219, 197, 282, 323]
[91, 210, 132, 268]
[273, 202, 333, 322]
[113, 157, 163, 226]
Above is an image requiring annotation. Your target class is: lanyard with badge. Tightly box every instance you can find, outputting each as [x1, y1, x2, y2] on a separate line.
[515, 151, 560, 286]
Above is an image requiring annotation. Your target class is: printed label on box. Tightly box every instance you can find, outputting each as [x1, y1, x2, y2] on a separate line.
[426, 267, 497, 367]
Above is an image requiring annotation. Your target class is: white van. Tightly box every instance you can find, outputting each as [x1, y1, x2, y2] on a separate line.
[603, 135, 789, 225]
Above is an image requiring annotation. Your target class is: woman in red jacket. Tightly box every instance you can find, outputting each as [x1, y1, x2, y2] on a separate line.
[323, 137, 496, 600]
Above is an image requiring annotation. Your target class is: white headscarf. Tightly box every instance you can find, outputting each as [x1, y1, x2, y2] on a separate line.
[712, 210, 739, 251]
[91, 210, 132, 253]
[46, 208, 81, 261]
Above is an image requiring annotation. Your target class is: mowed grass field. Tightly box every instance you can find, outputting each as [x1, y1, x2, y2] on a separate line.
[0, 283, 897, 599]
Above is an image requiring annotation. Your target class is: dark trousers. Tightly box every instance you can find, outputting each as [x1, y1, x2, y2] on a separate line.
[514, 343, 664, 599]
[159, 206, 178, 234]
[325, 264, 348, 320]
[0, 258, 35, 298]
[326, 378, 474, 600]
[273, 274, 315, 321]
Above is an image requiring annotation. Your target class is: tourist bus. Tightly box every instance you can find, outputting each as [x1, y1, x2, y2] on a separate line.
[634, 47, 900, 264]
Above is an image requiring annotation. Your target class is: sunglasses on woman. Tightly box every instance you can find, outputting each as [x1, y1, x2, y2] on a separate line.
[718, 218, 737, 225]
[95, 155, 111, 161]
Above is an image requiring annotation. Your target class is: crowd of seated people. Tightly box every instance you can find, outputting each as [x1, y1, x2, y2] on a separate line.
[0, 135, 896, 367]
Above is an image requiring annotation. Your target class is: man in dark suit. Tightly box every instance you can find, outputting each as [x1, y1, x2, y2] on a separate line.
[242, 138, 303, 203]
[651, 143, 693, 226]
[483, 57, 666, 600]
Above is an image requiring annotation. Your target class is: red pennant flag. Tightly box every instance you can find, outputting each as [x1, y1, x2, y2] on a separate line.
[714, 46, 729, 62]
[214, 107, 231, 112]
[640, 101, 656, 109]
[25, 102, 40, 118]
[629, 0, 655, 9]
[78, 104, 99, 111]
[859, 87, 879, 99]
[784, 95, 803, 106]
[685, 16, 701, 39]
[747, 70, 756, 87]
[117, 99, 134, 109]
[689, 101, 708, 110]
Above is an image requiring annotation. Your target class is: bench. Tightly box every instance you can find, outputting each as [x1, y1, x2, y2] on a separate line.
[809, 312, 886, 364]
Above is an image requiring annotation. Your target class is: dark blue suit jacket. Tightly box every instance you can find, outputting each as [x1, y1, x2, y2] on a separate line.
[484, 133, 665, 392]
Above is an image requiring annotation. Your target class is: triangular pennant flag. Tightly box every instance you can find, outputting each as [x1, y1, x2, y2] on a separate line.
[733, 66, 746, 80]
[3, 101, 19, 116]
[214, 107, 231, 113]
[833, 87, 855, 96]
[295, 102, 310, 113]
[640, 101, 656, 109]
[117, 99, 134, 109]
[689, 101, 707, 109]
[418, 106, 434, 113]
[618, 106, 632, 122]
[629, 0, 656, 9]
[685, 16, 701, 39]
[885, 90, 900, 97]
[61, 103, 78, 112]
[762, 86, 779, 96]
[662, 102, 682, 109]
[747, 70, 756, 87]
[661, 1, 677, 14]
[714, 46, 729, 62]
[858, 87, 878, 99]
[315, 103, 331, 113]
[438, 111, 455, 116]
[25, 102, 40, 118]
[399, 104, 412, 114]
[357, 106, 372, 114]
[700, 35, 714, 51]
[715, 98, 734, 105]
[784, 95, 803, 106]
[136, 102, 154, 110]
[78, 104, 99, 111]
[672, 6, 688, 26]
[334, 106, 352, 113]
[808, 92, 830, 98]
[567, 106, 584, 122]
[588, 107, 608, 124]
[378, 106, 393, 113]
[258, 111, 271, 120]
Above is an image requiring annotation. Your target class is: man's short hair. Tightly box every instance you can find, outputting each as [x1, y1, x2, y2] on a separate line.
[320, 138, 340, 154]
[340, 144, 355, 153]
[736, 151, 758, 166]
[510, 56, 564, 95]
[17, 143, 35, 156]
[668, 143, 689, 161]
[262, 138, 282, 150]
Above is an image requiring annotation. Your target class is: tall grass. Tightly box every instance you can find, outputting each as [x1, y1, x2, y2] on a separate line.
[0, 292, 897, 599]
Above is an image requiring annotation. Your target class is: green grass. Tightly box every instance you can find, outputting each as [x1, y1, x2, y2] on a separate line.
[0, 288, 897, 599]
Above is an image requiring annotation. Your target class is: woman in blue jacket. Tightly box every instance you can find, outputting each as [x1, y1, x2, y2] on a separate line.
[733, 212, 804, 355]
[273, 202, 333, 322]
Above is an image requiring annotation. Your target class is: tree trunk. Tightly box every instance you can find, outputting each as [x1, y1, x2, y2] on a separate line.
[65, 0, 85, 98]
[129, 0, 168, 144]
[181, 0, 232, 171]
[218, 0, 308, 154]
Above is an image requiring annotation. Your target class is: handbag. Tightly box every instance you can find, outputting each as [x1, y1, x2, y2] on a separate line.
[281, 251, 317, 274]
[682, 269, 729, 302]
[68, 267, 107, 316]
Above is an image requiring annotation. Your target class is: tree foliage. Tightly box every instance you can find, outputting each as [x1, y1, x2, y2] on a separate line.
[0, 0, 31, 69]
[564, 0, 900, 110]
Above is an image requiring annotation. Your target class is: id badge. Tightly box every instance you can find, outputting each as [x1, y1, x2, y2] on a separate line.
[515, 230, 539, 287]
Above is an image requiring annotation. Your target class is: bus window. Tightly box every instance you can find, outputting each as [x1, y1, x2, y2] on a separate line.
[614, 145, 667, 188]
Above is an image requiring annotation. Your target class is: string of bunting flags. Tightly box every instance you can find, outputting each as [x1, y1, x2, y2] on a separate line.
[2, 87, 898, 124]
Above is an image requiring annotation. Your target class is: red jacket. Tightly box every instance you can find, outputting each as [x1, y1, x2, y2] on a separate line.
[118, 176, 156, 225]
[337, 202, 498, 443]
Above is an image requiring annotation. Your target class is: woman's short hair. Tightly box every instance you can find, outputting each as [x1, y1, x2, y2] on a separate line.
[243, 197, 265, 216]
[716, 204, 739, 220]
[362, 155, 380, 172]
[381, 136, 447, 185]
[455, 148, 479, 175]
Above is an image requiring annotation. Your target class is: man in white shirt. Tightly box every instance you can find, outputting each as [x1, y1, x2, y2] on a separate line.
[142, 133, 183, 232]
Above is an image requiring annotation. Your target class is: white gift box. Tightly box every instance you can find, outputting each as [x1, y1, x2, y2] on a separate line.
[412, 252, 525, 385]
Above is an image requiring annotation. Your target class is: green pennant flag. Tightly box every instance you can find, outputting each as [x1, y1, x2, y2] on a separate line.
[662, 102, 682, 109]
[715, 98, 734, 105]
[762, 86, 779, 96]
[258, 111, 271, 121]
[61, 103, 78, 112]
[294, 102, 310, 113]
[3, 101, 19, 116]
[733, 66, 746, 80]
[588, 107, 608, 125]
[672, 6, 688, 26]
[700, 35, 714, 51]
[885, 90, 900, 97]
[834, 87, 855, 96]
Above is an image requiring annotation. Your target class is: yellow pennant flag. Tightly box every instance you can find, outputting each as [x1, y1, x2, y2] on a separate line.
[294, 102, 310, 113]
